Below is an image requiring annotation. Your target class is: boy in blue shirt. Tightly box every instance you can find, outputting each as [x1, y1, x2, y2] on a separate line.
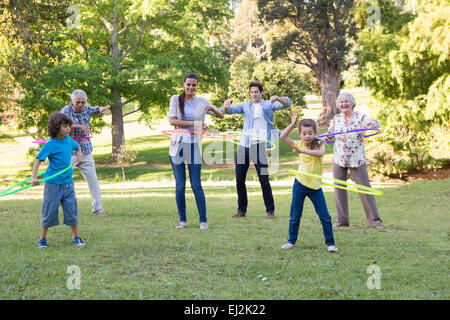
[31, 112, 85, 248]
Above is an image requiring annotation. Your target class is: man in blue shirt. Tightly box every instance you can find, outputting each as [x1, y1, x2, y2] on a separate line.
[222, 81, 292, 219]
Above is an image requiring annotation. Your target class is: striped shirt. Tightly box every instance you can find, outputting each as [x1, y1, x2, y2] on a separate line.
[61, 103, 100, 156]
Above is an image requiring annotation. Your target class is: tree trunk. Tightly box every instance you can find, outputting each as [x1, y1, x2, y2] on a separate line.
[109, 13, 124, 159]
[316, 62, 341, 127]
[111, 86, 124, 158]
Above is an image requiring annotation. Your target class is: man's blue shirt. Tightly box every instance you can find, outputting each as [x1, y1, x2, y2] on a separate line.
[223, 97, 292, 148]
[36, 136, 79, 185]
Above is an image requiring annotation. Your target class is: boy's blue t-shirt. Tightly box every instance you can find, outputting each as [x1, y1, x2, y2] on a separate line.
[36, 136, 78, 185]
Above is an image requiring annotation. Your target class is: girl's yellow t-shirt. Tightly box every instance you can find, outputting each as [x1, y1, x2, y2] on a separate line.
[294, 140, 324, 190]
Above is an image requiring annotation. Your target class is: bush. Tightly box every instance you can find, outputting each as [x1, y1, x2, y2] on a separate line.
[211, 53, 307, 131]
[366, 96, 449, 176]
[366, 142, 403, 178]
[116, 144, 138, 180]
[26, 146, 39, 161]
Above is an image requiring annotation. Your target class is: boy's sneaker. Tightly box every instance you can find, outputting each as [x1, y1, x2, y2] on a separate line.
[175, 222, 186, 229]
[200, 222, 209, 230]
[93, 210, 107, 217]
[72, 236, 86, 247]
[281, 243, 294, 249]
[38, 238, 48, 248]
[327, 245, 338, 252]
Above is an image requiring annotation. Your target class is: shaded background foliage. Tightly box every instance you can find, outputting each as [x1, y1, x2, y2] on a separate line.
[358, 0, 449, 175]
[0, 0, 448, 174]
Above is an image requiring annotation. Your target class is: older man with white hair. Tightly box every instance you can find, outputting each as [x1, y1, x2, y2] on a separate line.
[61, 89, 110, 217]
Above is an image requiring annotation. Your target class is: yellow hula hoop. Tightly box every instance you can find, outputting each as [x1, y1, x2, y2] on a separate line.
[288, 169, 383, 196]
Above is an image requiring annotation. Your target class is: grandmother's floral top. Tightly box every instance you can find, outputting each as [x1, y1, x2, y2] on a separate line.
[324, 112, 380, 168]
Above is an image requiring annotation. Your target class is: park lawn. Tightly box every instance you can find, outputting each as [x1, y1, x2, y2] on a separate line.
[0, 178, 448, 299]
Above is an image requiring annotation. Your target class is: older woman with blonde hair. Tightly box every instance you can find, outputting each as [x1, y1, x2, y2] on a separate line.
[323, 92, 383, 229]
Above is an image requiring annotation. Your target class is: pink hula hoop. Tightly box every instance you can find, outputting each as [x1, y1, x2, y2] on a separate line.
[162, 130, 232, 139]
[32, 136, 93, 144]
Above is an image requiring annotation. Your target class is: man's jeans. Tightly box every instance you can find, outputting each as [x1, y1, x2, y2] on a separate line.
[235, 143, 274, 213]
[169, 143, 207, 223]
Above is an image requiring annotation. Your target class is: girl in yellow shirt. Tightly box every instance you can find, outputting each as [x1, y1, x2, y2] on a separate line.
[280, 112, 337, 252]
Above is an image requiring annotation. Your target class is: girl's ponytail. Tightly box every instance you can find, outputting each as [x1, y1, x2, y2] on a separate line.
[178, 91, 185, 119]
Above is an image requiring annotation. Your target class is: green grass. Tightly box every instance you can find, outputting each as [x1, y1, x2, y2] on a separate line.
[1, 87, 448, 299]
[0, 178, 449, 299]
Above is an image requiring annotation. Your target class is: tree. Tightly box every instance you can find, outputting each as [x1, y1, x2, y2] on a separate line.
[257, 0, 358, 126]
[358, 0, 449, 171]
[0, 68, 18, 127]
[0, 31, 19, 138]
[230, 0, 271, 62]
[0, 0, 232, 158]
[211, 52, 307, 131]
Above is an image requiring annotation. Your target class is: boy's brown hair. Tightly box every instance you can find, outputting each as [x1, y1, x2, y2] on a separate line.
[48, 112, 73, 138]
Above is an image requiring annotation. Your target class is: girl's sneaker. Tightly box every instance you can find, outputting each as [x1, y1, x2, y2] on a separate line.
[281, 243, 294, 249]
[175, 222, 186, 229]
[72, 236, 86, 247]
[327, 245, 338, 252]
[38, 238, 48, 248]
[200, 222, 209, 230]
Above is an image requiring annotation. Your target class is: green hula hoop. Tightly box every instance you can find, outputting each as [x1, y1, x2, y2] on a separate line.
[288, 169, 383, 196]
[0, 164, 72, 197]
[225, 131, 277, 151]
